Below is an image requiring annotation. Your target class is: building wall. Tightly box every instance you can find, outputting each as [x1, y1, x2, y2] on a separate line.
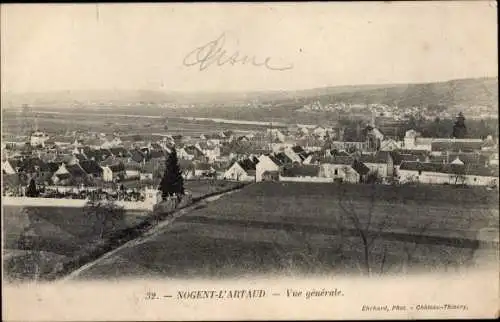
[2, 197, 156, 211]
[403, 137, 432, 151]
[102, 167, 113, 182]
[331, 141, 369, 151]
[224, 163, 255, 182]
[319, 164, 359, 183]
[140, 173, 153, 181]
[398, 169, 498, 186]
[2, 161, 17, 175]
[256, 156, 280, 182]
[279, 175, 334, 183]
[271, 143, 294, 153]
[125, 170, 140, 179]
[364, 162, 389, 178]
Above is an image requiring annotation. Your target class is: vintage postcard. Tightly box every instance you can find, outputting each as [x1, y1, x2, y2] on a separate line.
[1, 2, 499, 320]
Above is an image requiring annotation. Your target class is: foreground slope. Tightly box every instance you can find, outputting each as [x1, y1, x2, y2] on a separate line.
[69, 182, 499, 280]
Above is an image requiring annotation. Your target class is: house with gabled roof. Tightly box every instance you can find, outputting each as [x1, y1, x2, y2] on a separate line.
[94, 134, 119, 148]
[194, 162, 216, 177]
[11, 157, 50, 177]
[102, 163, 125, 182]
[129, 149, 147, 165]
[2, 159, 21, 175]
[312, 126, 329, 139]
[282, 146, 303, 164]
[315, 155, 366, 183]
[183, 145, 206, 161]
[140, 158, 165, 180]
[79, 160, 103, 179]
[357, 151, 401, 178]
[52, 163, 88, 185]
[380, 138, 402, 151]
[266, 129, 286, 143]
[481, 135, 497, 151]
[351, 159, 371, 181]
[256, 154, 283, 182]
[196, 142, 220, 162]
[274, 152, 294, 166]
[66, 153, 86, 166]
[224, 158, 257, 181]
[124, 162, 141, 179]
[109, 147, 131, 158]
[82, 148, 112, 163]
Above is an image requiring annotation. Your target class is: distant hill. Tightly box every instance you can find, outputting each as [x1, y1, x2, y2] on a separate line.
[2, 77, 497, 111]
[297, 77, 498, 109]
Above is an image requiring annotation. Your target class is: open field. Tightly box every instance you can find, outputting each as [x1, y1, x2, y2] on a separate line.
[1, 109, 280, 138]
[71, 182, 499, 280]
[2, 180, 247, 282]
[2, 205, 146, 281]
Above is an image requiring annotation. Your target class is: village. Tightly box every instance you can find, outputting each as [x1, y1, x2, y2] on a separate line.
[2, 111, 499, 206]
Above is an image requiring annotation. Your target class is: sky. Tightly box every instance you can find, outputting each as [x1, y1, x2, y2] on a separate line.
[1, 2, 498, 94]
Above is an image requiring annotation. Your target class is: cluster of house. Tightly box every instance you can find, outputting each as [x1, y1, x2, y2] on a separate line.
[2, 126, 499, 191]
[223, 129, 499, 187]
[299, 101, 472, 121]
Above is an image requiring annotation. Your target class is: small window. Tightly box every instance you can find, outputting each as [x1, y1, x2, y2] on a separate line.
[474, 178, 477, 182]
[334, 169, 338, 175]
[418, 170, 422, 175]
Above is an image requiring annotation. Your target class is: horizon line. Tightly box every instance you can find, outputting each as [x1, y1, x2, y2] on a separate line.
[2, 75, 498, 97]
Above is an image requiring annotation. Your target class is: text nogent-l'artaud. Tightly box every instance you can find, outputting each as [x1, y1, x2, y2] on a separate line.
[177, 289, 266, 300]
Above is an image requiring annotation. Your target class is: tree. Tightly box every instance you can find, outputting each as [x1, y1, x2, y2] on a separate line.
[337, 184, 433, 276]
[83, 196, 125, 240]
[25, 178, 39, 197]
[159, 149, 185, 199]
[449, 164, 467, 186]
[452, 112, 467, 138]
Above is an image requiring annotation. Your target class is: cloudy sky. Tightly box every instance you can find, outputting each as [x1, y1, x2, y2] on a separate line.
[1, 2, 497, 93]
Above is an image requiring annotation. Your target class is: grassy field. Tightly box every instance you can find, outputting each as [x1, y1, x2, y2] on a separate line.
[2, 180, 244, 282]
[1, 109, 273, 137]
[73, 182, 499, 280]
[2, 205, 146, 281]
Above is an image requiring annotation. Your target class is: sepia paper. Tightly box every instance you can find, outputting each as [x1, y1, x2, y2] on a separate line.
[1, 2, 499, 321]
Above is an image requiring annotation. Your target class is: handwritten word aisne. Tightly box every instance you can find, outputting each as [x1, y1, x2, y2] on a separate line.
[183, 32, 294, 72]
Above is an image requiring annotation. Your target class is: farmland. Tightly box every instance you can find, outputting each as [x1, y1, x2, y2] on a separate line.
[70, 182, 499, 280]
[2, 180, 245, 282]
[2, 205, 147, 282]
[1, 108, 282, 138]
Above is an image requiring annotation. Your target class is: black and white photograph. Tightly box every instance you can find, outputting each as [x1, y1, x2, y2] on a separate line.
[2, 2, 499, 320]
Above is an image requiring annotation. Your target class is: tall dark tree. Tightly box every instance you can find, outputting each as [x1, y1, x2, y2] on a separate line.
[158, 149, 185, 199]
[452, 112, 467, 138]
[26, 178, 39, 197]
